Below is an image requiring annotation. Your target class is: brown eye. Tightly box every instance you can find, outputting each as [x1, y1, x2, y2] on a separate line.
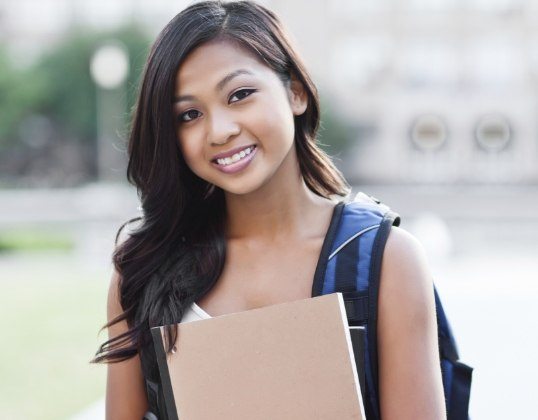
[179, 109, 201, 123]
[229, 88, 256, 104]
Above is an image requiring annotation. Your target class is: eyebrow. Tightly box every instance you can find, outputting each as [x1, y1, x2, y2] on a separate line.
[173, 69, 255, 103]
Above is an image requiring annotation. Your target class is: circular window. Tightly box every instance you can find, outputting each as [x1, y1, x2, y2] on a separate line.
[474, 114, 512, 152]
[410, 114, 448, 151]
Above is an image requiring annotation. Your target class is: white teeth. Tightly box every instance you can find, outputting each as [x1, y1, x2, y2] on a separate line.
[215, 146, 255, 166]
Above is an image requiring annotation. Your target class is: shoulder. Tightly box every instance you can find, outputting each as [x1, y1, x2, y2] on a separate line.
[379, 225, 434, 312]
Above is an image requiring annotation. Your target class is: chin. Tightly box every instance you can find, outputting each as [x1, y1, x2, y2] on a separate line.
[213, 170, 272, 196]
[217, 180, 263, 196]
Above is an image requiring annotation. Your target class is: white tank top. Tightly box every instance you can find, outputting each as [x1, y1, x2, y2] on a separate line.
[181, 302, 212, 323]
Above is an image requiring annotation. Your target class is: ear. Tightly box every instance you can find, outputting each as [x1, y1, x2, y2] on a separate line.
[288, 72, 308, 116]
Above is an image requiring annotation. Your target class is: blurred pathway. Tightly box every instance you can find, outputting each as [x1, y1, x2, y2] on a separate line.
[1, 184, 535, 419]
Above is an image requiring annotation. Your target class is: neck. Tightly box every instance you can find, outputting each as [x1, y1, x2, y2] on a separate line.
[223, 148, 337, 242]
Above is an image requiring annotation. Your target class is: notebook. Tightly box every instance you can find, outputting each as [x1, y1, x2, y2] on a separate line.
[151, 292, 366, 420]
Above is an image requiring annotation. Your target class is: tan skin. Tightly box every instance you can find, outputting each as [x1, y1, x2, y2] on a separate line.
[105, 39, 447, 419]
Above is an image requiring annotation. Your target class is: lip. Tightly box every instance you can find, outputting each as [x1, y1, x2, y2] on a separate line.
[210, 144, 257, 161]
[211, 145, 258, 174]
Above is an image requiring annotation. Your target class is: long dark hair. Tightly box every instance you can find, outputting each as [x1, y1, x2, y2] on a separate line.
[91, 0, 349, 371]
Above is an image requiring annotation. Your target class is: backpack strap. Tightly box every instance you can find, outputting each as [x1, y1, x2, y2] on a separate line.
[364, 206, 401, 418]
[320, 192, 401, 420]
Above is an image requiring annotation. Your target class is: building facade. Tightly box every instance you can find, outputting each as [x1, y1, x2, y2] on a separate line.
[2, 0, 537, 184]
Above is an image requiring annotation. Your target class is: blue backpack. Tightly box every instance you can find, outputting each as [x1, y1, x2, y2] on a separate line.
[314, 192, 473, 420]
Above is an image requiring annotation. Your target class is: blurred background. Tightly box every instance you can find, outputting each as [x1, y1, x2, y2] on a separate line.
[0, 0, 536, 418]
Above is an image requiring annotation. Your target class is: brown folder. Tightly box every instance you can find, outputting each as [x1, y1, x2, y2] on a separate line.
[151, 292, 366, 420]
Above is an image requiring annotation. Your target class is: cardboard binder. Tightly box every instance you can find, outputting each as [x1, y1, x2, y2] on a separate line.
[151, 292, 366, 420]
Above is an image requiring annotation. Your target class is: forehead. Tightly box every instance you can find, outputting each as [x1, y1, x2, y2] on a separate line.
[175, 40, 272, 91]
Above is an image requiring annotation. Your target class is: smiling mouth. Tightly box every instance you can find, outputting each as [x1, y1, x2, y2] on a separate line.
[213, 145, 257, 166]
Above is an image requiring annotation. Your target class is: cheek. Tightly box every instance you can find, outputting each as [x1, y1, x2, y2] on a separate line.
[250, 96, 295, 148]
[178, 133, 204, 172]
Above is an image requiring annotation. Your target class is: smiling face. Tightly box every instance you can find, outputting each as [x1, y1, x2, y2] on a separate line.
[173, 39, 307, 196]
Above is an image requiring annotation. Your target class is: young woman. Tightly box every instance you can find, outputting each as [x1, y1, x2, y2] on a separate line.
[92, 1, 446, 419]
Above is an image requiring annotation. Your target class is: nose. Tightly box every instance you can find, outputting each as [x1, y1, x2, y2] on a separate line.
[207, 109, 240, 146]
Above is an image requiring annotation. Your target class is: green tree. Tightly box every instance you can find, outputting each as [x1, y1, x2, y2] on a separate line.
[0, 25, 151, 185]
